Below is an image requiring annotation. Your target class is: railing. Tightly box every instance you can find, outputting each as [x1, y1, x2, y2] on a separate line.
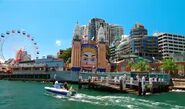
[79, 73, 169, 87]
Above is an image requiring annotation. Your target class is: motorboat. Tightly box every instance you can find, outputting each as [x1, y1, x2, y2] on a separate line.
[44, 81, 76, 96]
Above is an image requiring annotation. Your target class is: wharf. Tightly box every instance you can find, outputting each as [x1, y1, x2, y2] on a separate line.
[78, 73, 171, 96]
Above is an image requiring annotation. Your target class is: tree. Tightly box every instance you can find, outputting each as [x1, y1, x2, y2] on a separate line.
[134, 61, 150, 72]
[58, 48, 72, 63]
[160, 58, 178, 74]
[127, 60, 150, 72]
[128, 60, 135, 71]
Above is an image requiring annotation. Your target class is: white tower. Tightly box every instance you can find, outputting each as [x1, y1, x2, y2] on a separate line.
[97, 26, 105, 42]
[73, 22, 81, 40]
[71, 22, 82, 71]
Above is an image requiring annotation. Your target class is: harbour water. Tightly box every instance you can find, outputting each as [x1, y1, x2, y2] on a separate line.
[0, 80, 185, 109]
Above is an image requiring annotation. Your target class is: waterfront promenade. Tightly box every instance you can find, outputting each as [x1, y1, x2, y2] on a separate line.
[0, 71, 172, 96]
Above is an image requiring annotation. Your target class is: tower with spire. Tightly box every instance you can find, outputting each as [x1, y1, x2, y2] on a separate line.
[97, 26, 107, 72]
[73, 21, 81, 40]
[97, 26, 105, 42]
[71, 22, 82, 71]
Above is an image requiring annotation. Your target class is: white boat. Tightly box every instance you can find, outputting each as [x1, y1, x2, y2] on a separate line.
[44, 87, 76, 96]
[44, 81, 76, 96]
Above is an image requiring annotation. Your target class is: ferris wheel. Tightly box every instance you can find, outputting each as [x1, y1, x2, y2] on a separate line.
[0, 29, 40, 63]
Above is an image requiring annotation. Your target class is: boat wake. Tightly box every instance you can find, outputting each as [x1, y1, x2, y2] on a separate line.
[46, 93, 185, 109]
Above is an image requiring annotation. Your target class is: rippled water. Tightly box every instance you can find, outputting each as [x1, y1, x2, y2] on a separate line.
[0, 80, 185, 109]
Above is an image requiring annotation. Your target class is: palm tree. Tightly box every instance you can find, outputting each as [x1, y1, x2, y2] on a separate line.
[160, 58, 178, 74]
[128, 60, 150, 72]
[135, 61, 150, 72]
[128, 60, 135, 71]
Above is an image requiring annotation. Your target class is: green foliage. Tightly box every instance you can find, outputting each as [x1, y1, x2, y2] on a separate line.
[128, 60, 150, 72]
[160, 58, 178, 73]
[58, 48, 72, 62]
[128, 60, 135, 71]
[177, 64, 184, 71]
[135, 61, 150, 72]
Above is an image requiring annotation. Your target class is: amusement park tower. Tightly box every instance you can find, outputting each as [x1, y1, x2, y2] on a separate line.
[97, 26, 107, 71]
[71, 22, 82, 71]
[71, 22, 110, 72]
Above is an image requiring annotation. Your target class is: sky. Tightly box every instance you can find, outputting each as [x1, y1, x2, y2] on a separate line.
[0, 0, 185, 60]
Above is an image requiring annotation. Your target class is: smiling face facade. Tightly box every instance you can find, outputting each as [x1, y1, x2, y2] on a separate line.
[81, 44, 97, 70]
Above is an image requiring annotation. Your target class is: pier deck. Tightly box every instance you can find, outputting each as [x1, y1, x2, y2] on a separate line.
[78, 74, 170, 96]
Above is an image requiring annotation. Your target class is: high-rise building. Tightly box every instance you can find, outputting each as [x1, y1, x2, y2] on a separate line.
[130, 23, 148, 56]
[110, 23, 159, 62]
[109, 35, 122, 62]
[80, 18, 123, 46]
[129, 24, 159, 60]
[115, 36, 131, 61]
[130, 23, 148, 36]
[109, 24, 123, 46]
[88, 18, 106, 41]
[154, 32, 185, 59]
[141, 36, 159, 60]
[109, 45, 117, 62]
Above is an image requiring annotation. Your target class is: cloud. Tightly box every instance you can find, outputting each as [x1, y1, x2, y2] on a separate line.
[55, 40, 61, 46]
[122, 34, 129, 38]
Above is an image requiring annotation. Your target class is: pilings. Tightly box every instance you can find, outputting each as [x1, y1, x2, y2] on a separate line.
[120, 79, 123, 91]
[138, 81, 142, 96]
[78, 76, 82, 89]
[88, 78, 91, 89]
[78, 74, 170, 96]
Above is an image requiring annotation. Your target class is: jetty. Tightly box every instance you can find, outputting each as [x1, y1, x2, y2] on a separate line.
[78, 72, 171, 96]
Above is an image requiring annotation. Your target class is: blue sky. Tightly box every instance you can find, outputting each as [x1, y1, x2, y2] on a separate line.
[0, 0, 185, 60]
